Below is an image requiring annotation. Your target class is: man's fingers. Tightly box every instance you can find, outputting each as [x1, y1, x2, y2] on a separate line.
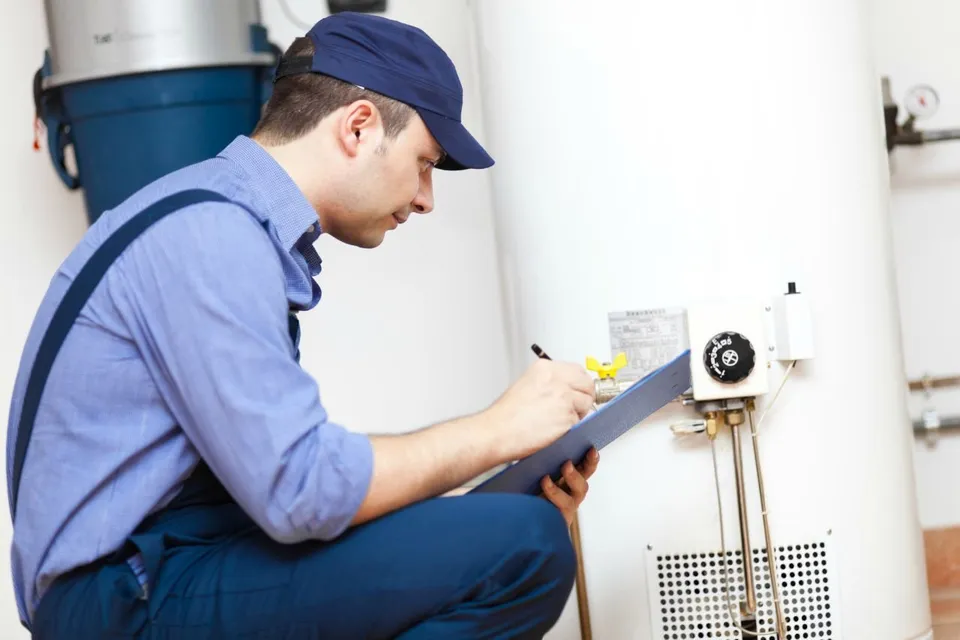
[542, 475, 574, 513]
[561, 461, 588, 501]
[578, 447, 600, 481]
[543, 450, 601, 525]
[555, 362, 597, 398]
[572, 390, 595, 419]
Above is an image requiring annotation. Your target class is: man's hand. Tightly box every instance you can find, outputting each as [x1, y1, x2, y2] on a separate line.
[541, 447, 600, 526]
[351, 358, 597, 527]
[487, 358, 596, 460]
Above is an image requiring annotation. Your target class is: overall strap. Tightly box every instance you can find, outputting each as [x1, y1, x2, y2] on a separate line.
[10, 189, 233, 519]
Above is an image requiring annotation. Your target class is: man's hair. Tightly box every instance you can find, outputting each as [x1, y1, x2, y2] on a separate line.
[252, 37, 415, 145]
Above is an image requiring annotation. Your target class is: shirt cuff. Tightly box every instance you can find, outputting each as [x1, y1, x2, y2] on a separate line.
[310, 424, 374, 540]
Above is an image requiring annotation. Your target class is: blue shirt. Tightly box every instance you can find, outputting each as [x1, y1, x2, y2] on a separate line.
[5, 135, 375, 625]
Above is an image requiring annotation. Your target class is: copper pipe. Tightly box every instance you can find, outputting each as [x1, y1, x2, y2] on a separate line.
[569, 513, 593, 640]
[907, 374, 960, 392]
[747, 404, 787, 639]
[730, 419, 757, 615]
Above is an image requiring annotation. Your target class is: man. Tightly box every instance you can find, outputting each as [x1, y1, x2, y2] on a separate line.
[7, 12, 600, 639]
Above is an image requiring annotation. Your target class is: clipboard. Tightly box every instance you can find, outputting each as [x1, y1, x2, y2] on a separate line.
[469, 349, 692, 495]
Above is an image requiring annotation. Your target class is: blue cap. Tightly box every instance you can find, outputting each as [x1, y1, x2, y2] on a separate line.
[274, 12, 494, 171]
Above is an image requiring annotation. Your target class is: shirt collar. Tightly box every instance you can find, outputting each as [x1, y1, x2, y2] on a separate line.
[217, 135, 320, 251]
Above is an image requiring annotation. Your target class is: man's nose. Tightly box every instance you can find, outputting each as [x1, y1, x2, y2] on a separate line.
[412, 176, 434, 214]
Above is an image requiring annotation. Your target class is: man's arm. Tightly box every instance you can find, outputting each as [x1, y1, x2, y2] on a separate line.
[351, 357, 598, 524]
[115, 202, 596, 540]
[114, 203, 374, 543]
[351, 414, 508, 524]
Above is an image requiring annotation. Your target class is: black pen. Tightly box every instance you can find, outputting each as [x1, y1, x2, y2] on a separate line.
[531, 343, 551, 360]
[531, 343, 598, 412]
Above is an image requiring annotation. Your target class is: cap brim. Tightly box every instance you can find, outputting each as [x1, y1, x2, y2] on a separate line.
[416, 108, 495, 171]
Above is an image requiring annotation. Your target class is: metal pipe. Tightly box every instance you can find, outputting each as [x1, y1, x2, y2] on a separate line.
[913, 415, 960, 434]
[747, 403, 787, 639]
[569, 513, 593, 640]
[907, 374, 960, 392]
[895, 128, 960, 145]
[730, 419, 757, 615]
[923, 128, 960, 142]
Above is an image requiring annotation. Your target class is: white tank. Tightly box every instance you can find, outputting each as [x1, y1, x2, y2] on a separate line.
[470, 1, 932, 639]
[42, 0, 274, 88]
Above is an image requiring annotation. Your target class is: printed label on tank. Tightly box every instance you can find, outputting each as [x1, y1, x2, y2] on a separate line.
[91, 27, 182, 46]
[608, 308, 688, 382]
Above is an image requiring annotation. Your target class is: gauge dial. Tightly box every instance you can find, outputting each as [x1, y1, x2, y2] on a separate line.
[904, 85, 940, 119]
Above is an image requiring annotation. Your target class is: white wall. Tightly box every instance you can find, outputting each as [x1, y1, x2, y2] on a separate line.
[0, 1, 509, 635]
[261, 0, 512, 436]
[869, 0, 960, 530]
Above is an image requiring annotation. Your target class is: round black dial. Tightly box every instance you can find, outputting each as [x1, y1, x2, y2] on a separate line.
[702, 331, 756, 384]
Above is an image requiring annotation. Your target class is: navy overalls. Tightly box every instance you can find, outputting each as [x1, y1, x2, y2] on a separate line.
[13, 190, 577, 639]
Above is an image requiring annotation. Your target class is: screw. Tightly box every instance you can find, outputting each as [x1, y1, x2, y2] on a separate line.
[765, 306, 771, 312]
[647, 544, 653, 551]
[768, 346, 775, 352]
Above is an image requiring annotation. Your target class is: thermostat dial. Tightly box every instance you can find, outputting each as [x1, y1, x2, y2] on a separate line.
[703, 331, 756, 384]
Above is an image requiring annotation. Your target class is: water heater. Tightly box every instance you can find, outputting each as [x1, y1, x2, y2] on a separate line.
[471, 0, 933, 638]
[34, 0, 280, 225]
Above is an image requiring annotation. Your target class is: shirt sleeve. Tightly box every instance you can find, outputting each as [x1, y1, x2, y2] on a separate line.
[109, 201, 373, 543]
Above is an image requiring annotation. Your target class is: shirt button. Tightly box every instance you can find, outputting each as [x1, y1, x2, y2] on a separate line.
[307, 225, 316, 233]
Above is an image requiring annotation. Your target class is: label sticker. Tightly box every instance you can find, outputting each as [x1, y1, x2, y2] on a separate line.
[608, 308, 688, 381]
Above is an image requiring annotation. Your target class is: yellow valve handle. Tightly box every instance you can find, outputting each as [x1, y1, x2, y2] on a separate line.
[585, 352, 628, 379]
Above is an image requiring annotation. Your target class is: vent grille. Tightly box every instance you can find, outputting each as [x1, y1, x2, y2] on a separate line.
[648, 541, 837, 639]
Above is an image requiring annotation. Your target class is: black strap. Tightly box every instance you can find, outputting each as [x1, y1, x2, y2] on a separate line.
[10, 189, 232, 519]
[273, 48, 314, 82]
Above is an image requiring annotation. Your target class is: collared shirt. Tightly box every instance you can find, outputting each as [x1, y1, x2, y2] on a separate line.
[5, 135, 374, 625]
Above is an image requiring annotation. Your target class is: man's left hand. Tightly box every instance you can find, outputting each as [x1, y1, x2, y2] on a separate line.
[540, 447, 599, 526]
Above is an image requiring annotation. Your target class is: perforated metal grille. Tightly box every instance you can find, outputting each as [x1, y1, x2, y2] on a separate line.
[649, 541, 836, 639]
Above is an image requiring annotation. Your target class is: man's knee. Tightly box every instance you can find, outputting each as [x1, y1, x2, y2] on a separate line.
[535, 498, 576, 587]
[482, 494, 577, 596]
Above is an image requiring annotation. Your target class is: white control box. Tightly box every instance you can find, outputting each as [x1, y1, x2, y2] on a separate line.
[685, 299, 770, 401]
[769, 286, 815, 361]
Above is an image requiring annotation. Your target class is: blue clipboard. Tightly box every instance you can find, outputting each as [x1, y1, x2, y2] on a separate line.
[469, 349, 692, 495]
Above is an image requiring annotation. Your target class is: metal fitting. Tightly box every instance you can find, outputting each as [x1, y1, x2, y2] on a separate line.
[726, 409, 745, 427]
[595, 378, 621, 404]
[705, 411, 721, 439]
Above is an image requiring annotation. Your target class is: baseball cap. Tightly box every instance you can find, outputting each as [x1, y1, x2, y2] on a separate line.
[274, 12, 494, 171]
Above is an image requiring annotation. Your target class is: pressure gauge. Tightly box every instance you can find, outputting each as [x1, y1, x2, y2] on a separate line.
[904, 85, 940, 120]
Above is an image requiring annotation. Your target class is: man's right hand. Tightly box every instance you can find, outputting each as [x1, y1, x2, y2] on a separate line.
[352, 358, 596, 528]
[487, 358, 596, 461]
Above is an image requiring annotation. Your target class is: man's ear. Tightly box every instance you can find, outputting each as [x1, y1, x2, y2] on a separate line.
[338, 100, 382, 159]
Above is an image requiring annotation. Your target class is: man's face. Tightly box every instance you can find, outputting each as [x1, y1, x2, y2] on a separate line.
[327, 107, 444, 249]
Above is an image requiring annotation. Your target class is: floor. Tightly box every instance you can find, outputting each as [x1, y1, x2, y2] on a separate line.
[926, 527, 960, 639]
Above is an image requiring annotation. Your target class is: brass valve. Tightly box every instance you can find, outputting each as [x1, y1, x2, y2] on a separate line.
[587, 353, 628, 403]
